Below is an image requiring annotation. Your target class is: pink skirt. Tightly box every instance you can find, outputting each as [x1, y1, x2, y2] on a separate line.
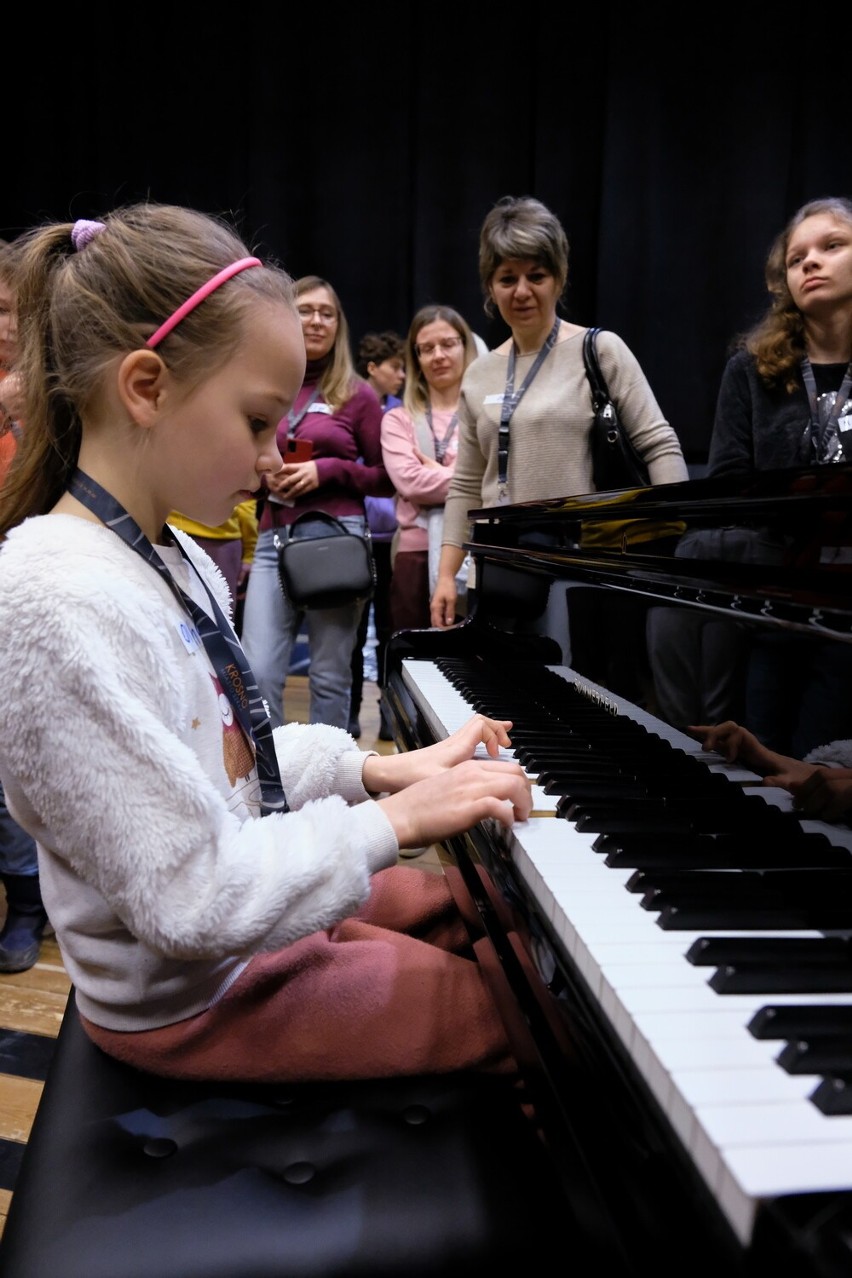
[82, 865, 515, 1082]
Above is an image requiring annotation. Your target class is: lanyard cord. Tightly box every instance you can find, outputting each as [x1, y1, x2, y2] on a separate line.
[68, 470, 289, 815]
[425, 404, 459, 463]
[287, 384, 322, 436]
[497, 317, 561, 491]
[257, 384, 322, 521]
[800, 357, 852, 461]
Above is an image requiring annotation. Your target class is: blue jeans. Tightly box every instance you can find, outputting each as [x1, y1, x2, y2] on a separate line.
[0, 780, 39, 877]
[241, 522, 366, 729]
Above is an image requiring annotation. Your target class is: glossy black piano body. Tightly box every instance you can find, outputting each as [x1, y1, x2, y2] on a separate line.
[385, 463, 852, 1278]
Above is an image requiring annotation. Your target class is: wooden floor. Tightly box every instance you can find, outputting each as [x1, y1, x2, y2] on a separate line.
[0, 674, 441, 1237]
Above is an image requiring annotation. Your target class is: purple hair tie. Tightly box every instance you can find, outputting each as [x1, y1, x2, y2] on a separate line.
[71, 219, 106, 252]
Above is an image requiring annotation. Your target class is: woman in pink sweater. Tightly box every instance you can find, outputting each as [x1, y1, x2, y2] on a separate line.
[381, 305, 479, 631]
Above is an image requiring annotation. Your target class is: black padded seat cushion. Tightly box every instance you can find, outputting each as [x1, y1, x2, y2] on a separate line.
[0, 996, 568, 1277]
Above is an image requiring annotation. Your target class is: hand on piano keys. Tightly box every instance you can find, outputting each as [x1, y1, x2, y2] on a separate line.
[363, 714, 534, 850]
[786, 769, 852, 824]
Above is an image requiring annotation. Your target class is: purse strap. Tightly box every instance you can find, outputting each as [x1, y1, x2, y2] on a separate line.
[283, 509, 372, 543]
[582, 327, 610, 411]
[583, 327, 651, 487]
[289, 510, 349, 538]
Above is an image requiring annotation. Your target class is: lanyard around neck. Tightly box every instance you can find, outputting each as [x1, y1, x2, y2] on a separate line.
[288, 384, 322, 435]
[425, 404, 459, 464]
[67, 469, 289, 816]
[800, 357, 852, 462]
[498, 318, 561, 492]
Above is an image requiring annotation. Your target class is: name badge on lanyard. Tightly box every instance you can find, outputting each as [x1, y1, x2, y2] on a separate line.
[497, 318, 561, 500]
[176, 618, 203, 654]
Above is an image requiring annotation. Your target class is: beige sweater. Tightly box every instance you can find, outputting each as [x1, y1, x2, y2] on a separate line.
[442, 327, 689, 547]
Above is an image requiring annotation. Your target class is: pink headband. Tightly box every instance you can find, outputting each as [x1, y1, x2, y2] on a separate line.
[146, 256, 262, 349]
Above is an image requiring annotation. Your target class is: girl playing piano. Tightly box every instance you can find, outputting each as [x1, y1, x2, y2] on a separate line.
[0, 203, 533, 1085]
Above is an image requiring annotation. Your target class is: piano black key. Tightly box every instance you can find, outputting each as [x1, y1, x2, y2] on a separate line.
[749, 1005, 852, 1039]
[687, 936, 852, 965]
[595, 831, 851, 870]
[540, 768, 716, 796]
[627, 868, 852, 901]
[512, 744, 601, 766]
[638, 870, 852, 923]
[533, 766, 638, 787]
[777, 1037, 852, 1074]
[567, 805, 699, 835]
[565, 797, 792, 834]
[506, 729, 593, 746]
[524, 759, 629, 780]
[709, 963, 852, 994]
[810, 1075, 852, 1115]
[540, 778, 651, 800]
[658, 901, 852, 929]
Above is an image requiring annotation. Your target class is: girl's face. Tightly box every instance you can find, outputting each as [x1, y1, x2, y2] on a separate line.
[414, 319, 466, 396]
[161, 301, 305, 528]
[786, 213, 852, 316]
[295, 286, 339, 362]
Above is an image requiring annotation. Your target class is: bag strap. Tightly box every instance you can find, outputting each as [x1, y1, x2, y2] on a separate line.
[289, 509, 353, 538]
[582, 327, 610, 411]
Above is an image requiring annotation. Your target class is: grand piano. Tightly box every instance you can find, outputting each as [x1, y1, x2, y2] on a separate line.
[384, 461, 852, 1278]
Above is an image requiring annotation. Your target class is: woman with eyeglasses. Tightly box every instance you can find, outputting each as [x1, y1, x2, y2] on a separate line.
[429, 196, 689, 642]
[241, 275, 393, 730]
[381, 305, 479, 634]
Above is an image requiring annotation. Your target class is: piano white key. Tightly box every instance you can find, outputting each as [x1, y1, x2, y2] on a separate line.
[719, 1139, 852, 1246]
[671, 1064, 816, 1109]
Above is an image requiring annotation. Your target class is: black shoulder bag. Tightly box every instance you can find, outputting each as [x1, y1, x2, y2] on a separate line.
[274, 511, 375, 611]
[583, 327, 650, 491]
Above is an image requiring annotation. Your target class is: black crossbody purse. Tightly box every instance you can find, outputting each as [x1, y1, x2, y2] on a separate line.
[274, 511, 375, 611]
[583, 327, 650, 492]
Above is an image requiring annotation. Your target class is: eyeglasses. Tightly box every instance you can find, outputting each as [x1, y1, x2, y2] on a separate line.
[415, 336, 464, 358]
[297, 306, 338, 324]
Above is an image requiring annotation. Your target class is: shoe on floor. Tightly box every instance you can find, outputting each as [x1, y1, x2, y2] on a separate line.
[0, 873, 49, 974]
[348, 718, 361, 739]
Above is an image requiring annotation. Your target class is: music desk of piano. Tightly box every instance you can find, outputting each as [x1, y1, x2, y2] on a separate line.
[385, 463, 852, 1278]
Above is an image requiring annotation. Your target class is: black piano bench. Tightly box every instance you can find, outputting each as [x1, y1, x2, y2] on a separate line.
[0, 995, 568, 1278]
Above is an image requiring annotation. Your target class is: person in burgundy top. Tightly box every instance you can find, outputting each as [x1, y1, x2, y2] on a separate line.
[241, 276, 393, 729]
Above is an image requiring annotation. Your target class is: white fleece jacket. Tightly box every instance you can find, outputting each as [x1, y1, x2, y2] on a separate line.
[804, 741, 852, 769]
[0, 514, 399, 1031]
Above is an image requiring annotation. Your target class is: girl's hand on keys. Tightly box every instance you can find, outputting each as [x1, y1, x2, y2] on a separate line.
[361, 715, 515, 795]
[377, 757, 532, 848]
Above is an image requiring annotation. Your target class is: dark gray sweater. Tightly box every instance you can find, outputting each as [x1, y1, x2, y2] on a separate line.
[708, 349, 849, 477]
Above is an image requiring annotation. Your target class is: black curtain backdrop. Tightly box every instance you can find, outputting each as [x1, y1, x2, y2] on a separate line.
[6, 6, 851, 465]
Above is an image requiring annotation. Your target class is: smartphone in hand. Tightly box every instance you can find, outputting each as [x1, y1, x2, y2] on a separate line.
[285, 438, 313, 463]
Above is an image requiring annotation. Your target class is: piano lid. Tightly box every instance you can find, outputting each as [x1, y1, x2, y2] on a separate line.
[463, 461, 852, 642]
